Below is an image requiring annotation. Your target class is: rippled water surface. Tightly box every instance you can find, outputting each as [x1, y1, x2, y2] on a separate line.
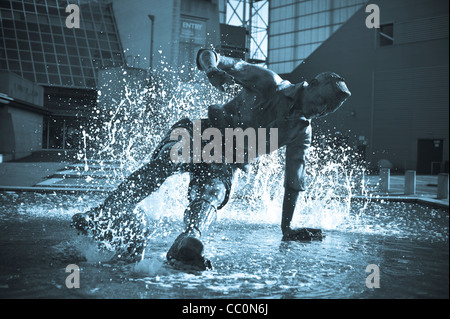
[0, 191, 448, 299]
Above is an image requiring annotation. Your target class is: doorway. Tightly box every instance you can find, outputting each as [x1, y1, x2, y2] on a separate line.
[417, 139, 443, 174]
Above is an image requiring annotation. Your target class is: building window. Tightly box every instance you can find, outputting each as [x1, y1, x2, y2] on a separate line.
[379, 23, 394, 46]
[0, 0, 125, 89]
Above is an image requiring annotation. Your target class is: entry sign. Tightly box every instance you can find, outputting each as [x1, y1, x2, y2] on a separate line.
[180, 17, 206, 45]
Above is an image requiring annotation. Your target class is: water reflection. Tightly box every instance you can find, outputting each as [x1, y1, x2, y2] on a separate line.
[0, 192, 448, 298]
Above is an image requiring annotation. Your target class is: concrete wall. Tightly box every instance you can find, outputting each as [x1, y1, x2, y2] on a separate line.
[0, 71, 44, 106]
[112, 0, 176, 70]
[0, 105, 43, 161]
[112, 0, 221, 72]
[0, 71, 45, 161]
[286, 0, 449, 173]
[0, 106, 15, 160]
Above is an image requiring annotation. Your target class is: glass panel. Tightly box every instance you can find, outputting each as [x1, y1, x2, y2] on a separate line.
[16, 30, 29, 41]
[66, 46, 78, 56]
[46, 63, 58, 73]
[101, 50, 111, 59]
[85, 78, 96, 88]
[57, 55, 68, 64]
[43, 43, 55, 52]
[71, 67, 82, 76]
[30, 42, 43, 51]
[41, 33, 52, 42]
[65, 119, 83, 149]
[52, 34, 65, 43]
[81, 57, 92, 65]
[379, 24, 394, 46]
[78, 47, 89, 57]
[52, 26, 63, 35]
[0, 2, 11, 9]
[22, 61, 33, 71]
[5, 39, 17, 50]
[45, 53, 56, 63]
[33, 52, 44, 62]
[47, 118, 64, 149]
[97, 32, 108, 41]
[6, 50, 19, 60]
[49, 15, 62, 26]
[2, 20, 14, 29]
[61, 76, 73, 86]
[36, 73, 49, 83]
[99, 41, 109, 50]
[36, 5, 47, 14]
[18, 41, 30, 50]
[83, 67, 94, 77]
[2, 28, 15, 38]
[63, 28, 74, 37]
[23, 72, 36, 82]
[14, 21, 26, 29]
[47, 6, 59, 16]
[9, 60, 21, 71]
[69, 55, 80, 65]
[34, 63, 46, 73]
[26, 21, 39, 31]
[55, 45, 66, 54]
[20, 51, 32, 61]
[85, 30, 96, 39]
[75, 37, 87, 47]
[104, 23, 115, 32]
[113, 52, 123, 63]
[23, 3, 35, 12]
[12, 2, 23, 11]
[28, 31, 41, 42]
[48, 74, 61, 85]
[39, 23, 50, 33]
[58, 65, 70, 75]
[73, 77, 85, 87]
[65, 36, 76, 46]
[103, 59, 113, 68]
[109, 41, 120, 51]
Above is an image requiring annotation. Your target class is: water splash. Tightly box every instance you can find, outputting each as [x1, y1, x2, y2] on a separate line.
[75, 64, 373, 246]
[223, 133, 371, 231]
[78, 64, 232, 179]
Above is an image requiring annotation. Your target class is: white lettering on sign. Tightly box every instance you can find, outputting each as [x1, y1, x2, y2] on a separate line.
[182, 22, 203, 30]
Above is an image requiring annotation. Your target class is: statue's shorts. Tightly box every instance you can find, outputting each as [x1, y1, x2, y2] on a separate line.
[151, 118, 240, 210]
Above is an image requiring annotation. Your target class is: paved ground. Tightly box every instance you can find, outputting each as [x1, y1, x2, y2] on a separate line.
[0, 160, 448, 208]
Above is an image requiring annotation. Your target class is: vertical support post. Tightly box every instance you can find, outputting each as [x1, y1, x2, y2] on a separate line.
[148, 15, 155, 71]
[355, 169, 366, 195]
[437, 173, 449, 199]
[379, 168, 390, 193]
[62, 119, 67, 150]
[404, 170, 416, 195]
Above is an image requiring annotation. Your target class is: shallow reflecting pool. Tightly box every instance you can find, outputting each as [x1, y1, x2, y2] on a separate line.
[0, 191, 448, 299]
